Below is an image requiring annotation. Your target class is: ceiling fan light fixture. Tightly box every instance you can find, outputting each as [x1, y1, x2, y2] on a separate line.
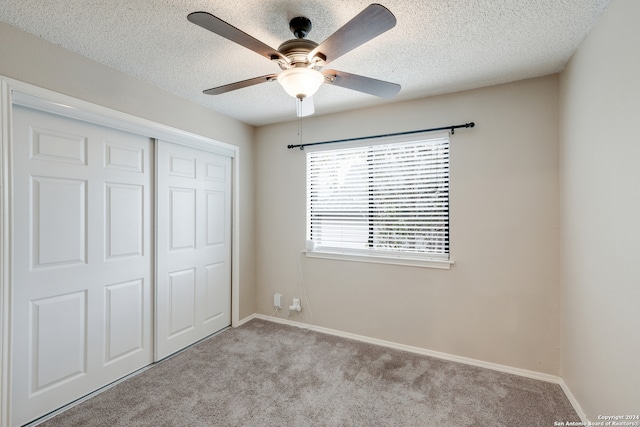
[277, 68, 324, 99]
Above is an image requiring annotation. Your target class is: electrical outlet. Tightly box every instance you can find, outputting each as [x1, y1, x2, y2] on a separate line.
[290, 298, 301, 312]
[274, 293, 282, 309]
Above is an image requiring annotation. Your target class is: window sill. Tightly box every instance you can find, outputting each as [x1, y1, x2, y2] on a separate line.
[303, 250, 454, 270]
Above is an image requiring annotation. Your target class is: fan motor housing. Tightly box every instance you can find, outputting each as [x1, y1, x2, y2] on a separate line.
[277, 39, 322, 69]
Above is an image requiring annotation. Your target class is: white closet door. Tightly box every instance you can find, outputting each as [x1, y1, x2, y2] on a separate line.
[155, 140, 231, 360]
[10, 106, 153, 427]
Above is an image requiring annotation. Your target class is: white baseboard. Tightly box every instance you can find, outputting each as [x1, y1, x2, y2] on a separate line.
[558, 379, 589, 423]
[252, 314, 560, 384]
[248, 314, 590, 420]
[250, 313, 594, 421]
[237, 313, 259, 327]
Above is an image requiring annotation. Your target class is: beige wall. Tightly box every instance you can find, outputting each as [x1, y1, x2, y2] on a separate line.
[0, 21, 257, 319]
[255, 76, 561, 374]
[7, 1, 638, 415]
[559, 0, 640, 419]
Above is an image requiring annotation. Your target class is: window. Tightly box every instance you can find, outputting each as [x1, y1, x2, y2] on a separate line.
[306, 132, 450, 267]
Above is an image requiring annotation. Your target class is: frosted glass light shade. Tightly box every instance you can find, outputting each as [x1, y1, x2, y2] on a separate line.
[277, 68, 324, 99]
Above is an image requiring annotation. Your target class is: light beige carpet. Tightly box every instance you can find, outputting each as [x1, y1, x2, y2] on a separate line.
[39, 319, 579, 426]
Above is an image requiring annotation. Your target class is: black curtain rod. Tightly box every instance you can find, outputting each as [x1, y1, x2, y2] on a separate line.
[287, 122, 475, 150]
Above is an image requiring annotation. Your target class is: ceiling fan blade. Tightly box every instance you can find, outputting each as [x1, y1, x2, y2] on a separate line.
[203, 74, 278, 95]
[188, 12, 288, 63]
[297, 97, 315, 117]
[323, 70, 400, 98]
[309, 4, 396, 65]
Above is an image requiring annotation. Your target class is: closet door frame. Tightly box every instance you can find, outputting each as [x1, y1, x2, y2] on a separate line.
[0, 76, 241, 427]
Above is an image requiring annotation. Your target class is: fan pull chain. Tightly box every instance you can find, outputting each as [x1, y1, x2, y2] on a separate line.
[297, 99, 303, 147]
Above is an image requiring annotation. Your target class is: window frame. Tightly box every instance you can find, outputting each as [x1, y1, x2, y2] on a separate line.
[304, 131, 454, 269]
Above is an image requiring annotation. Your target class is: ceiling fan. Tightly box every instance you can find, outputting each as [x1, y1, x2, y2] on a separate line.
[187, 3, 401, 117]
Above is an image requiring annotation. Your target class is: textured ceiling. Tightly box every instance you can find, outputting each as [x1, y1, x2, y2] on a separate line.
[0, 0, 610, 126]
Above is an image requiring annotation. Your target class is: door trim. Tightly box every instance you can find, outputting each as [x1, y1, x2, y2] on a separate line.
[0, 76, 242, 427]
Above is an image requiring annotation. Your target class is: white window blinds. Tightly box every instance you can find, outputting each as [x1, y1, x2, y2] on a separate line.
[306, 133, 450, 260]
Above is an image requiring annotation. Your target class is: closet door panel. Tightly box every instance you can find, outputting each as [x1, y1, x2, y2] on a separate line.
[10, 106, 153, 427]
[155, 140, 231, 360]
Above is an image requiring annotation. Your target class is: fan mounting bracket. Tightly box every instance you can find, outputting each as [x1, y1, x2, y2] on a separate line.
[289, 16, 312, 39]
[271, 55, 291, 68]
[309, 52, 327, 67]
[323, 74, 337, 83]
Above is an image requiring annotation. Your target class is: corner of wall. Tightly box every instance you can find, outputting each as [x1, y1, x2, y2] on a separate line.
[558, 0, 640, 419]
